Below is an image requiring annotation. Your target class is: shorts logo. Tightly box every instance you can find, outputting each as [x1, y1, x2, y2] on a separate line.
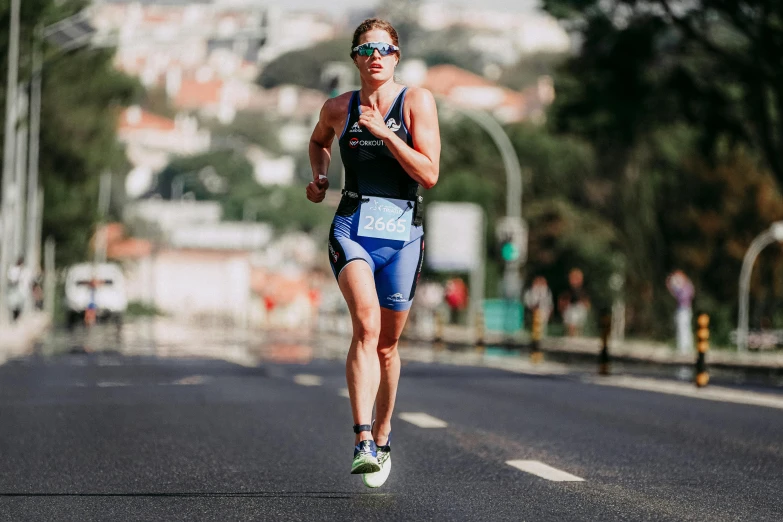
[386, 118, 401, 132]
[387, 292, 406, 303]
[349, 137, 359, 148]
[349, 122, 362, 133]
[328, 242, 340, 262]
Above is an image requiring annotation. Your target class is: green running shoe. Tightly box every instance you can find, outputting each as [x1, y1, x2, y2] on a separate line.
[362, 434, 391, 488]
[351, 440, 380, 474]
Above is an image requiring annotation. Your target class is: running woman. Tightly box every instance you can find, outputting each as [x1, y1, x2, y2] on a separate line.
[306, 18, 441, 488]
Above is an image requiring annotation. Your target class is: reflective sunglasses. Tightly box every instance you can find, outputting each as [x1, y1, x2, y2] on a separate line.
[352, 42, 400, 57]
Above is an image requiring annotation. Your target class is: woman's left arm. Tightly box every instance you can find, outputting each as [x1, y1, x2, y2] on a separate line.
[358, 87, 441, 189]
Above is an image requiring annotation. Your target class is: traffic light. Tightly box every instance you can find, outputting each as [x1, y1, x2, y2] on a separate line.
[500, 238, 519, 262]
[495, 217, 527, 264]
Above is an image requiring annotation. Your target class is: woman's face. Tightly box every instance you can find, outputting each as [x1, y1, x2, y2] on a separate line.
[354, 29, 398, 82]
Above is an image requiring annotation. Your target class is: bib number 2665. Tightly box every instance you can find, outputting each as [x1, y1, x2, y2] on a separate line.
[357, 196, 413, 242]
[363, 216, 407, 234]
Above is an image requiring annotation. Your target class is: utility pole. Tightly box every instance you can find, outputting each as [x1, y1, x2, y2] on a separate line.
[25, 26, 43, 292]
[14, 85, 28, 260]
[0, 0, 22, 325]
[43, 236, 55, 316]
[94, 172, 112, 266]
[456, 107, 526, 303]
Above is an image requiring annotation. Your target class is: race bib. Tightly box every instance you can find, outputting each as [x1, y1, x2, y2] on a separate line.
[358, 196, 413, 242]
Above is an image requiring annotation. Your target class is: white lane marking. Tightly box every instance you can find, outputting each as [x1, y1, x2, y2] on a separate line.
[586, 375, 783, 410]
[293, 374, 323, 386]
[96, 381, 129, 388]
[506, 460, 585, 482]
[398, 412, 448, 428]
[170, 375, 209, 386]
[338, 388, 350, 398]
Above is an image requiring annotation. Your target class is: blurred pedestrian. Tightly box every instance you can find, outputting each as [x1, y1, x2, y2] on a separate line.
[666, 270, 694, 354]
[32, 277, 43, 311]
[7, 257, 30, 321]
[444, 277, 468, 323]
[558, 268, 590, 337]
[306, 17, 440, 488]
[524, 276, 553, 336]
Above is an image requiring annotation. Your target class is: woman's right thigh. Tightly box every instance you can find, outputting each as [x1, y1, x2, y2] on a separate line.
[338, 260, 381, 335]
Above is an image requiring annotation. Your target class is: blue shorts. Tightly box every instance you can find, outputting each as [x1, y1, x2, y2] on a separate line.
[328, 210, 424, 312]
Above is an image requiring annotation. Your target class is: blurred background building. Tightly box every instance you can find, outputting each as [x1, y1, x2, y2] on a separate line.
[35, 0, 569, 331]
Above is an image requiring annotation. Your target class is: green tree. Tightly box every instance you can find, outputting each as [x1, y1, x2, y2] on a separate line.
[539, 0, 783, 338]
[258, 38, 353, 92]
[207, 110, 282, 155]
[498, 52, 566, 90]
[409, 27, 487, 76]
[525, 198, 620, 315]
[154, 150, 253, 201]
[0, 0, 140, 265]
[152, 150, 334, 235]
[544, 0, 783, 191]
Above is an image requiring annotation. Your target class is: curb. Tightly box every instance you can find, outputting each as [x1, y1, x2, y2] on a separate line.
[396, 330, 783, 373]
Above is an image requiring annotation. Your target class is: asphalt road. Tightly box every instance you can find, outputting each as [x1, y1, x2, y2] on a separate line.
[0, 324, 781, 521]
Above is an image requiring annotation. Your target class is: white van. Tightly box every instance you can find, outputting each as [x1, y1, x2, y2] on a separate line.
[64, 262, 128, 328]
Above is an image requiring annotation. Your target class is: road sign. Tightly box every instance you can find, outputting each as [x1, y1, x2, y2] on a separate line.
[425, 202, 484, 272]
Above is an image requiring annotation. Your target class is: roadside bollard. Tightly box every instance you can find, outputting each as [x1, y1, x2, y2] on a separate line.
[695, 313, 709, 387]
[598, 309, 611, 375]
[530, 308, 543, 364]
[475, 309, 485, 353]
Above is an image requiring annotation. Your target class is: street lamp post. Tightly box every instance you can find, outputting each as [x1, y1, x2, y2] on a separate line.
[24, 26, 43, 292]
[10, 13, 98, 320]
[446, 105, 525, 301]
[453, 108, 522, 220]
[0, 9, 99, 322]
[0, 0, 22, 324]
[736, 221, 783, 351]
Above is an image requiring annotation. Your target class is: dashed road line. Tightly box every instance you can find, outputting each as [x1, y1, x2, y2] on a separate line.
[293, 374, 323, 387]
[585, 375, 783, 410]
[338, 388, 350, 398]
[506, 460, 585, 482]
[169, 375, 209, 386]
[398, 412, 448, 428]
[96, 381, 130, 388]
[96, 359, 122, 367]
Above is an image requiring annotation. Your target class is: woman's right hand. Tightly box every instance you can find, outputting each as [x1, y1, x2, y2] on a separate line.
[306, 176, 330, 203]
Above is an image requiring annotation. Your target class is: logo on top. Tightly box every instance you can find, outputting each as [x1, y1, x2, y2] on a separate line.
[349, 138, 383, 148]
[386, 118, 401, 132]
[349, 122, 362, 133]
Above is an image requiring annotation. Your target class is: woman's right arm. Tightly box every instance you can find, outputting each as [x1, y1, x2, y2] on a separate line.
[306, 100, 338, 203]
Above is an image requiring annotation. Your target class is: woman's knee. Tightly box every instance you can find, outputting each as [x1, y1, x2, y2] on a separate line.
[377, 333, 400, 360]
[352, 311, 381, 346]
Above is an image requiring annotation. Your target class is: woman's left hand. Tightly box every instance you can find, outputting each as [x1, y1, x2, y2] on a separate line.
[358, 102, 392, 140]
